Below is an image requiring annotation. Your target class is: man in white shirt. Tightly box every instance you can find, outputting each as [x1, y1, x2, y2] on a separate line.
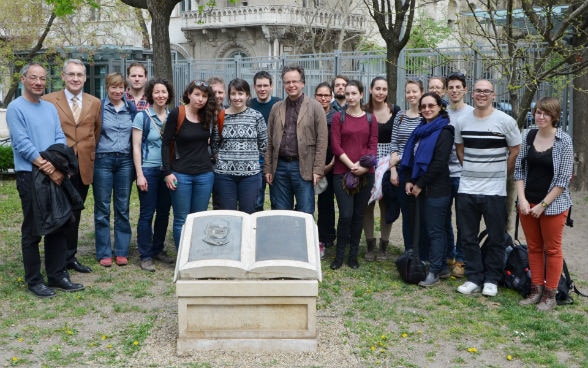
[454, 79, 521, 297]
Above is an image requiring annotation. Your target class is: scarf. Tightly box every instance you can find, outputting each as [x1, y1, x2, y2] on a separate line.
[399, 114, 449, 181]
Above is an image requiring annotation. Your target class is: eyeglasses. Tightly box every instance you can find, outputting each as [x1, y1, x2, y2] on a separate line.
[25, 75, 47, 82]
[420, 103, 439, 110]
[474, 89, 494, 95]
[315, 94, 331, 99]
[193, 81, 209, 87]
[428, 86, 444, 91]
[64, 72, 85, 79]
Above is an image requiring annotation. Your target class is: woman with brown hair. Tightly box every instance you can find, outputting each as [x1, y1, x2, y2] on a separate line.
[515, 97, 573, 311]
[161, 80, 217, 250]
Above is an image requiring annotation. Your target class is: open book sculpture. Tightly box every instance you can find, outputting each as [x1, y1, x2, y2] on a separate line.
[174, 210, 322, 281]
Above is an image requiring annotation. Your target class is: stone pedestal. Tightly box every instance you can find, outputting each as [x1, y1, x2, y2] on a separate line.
[174, 210, 321, 353]
[176, 279, 318, 353]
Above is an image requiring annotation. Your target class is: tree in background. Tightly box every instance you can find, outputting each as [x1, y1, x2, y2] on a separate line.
[120, 0, 181, 84]
[0, 0, 143, 106]
[458, 0, 588, 189]
[363, 0, 417, 103]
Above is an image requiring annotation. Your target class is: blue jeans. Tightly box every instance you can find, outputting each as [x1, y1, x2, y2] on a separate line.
[170, 171, 214, 249]
[457, 193, 507, 285]
[93, 153, 134, 260]
[214, 172, 261, 214]
[424, 195, 451, 274]
[137, 167, 171, 260]
[269, 159, 315, 214]
[446, 177, 464, 262]
[395, 178, 413, 251]
[255, 174, 267, 211]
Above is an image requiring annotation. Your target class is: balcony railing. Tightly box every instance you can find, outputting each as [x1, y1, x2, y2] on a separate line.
[182, 5, 365, 33]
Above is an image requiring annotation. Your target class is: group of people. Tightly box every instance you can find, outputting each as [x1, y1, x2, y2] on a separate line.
[8, 61, 573, 311]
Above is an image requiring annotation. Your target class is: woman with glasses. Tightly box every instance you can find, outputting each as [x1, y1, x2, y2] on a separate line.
[515, 97, 573, 311]
[363, 76, 401, 262]
[400, 92, 454, 287]
[131, 78, 176, 271]
[314, 82, 337, 258]
[211, 78, 267, 214]
[161, 80, 217, 250]
[388, 79, 424, 255]
[94, 73, 136, 267]
[330, 80, 378, 270]
[427, 76, 448, 107]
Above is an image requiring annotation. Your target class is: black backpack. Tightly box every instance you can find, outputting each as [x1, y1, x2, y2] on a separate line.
[504, 209, 587, 304]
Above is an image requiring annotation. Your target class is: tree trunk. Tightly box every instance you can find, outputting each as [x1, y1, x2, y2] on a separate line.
[147, 1, 178, 82]
[572, 47, 588, 192]
[386, 46, 400, 104]
[135, 8, 151, 49]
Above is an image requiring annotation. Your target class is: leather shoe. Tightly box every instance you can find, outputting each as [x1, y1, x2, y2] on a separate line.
[330, 259, 343, 270]
[48, 277, 85, 292]
[28, 283, 56, 298]
[67, 259, 93, 273]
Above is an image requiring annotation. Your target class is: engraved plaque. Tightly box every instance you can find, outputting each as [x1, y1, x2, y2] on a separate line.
[255, 216, 308, 262]
[188, 215, 243, 262]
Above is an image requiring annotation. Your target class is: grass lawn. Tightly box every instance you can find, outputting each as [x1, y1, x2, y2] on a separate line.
[0, 178, 587, 367]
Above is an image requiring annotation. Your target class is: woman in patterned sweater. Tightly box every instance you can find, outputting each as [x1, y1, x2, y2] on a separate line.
[211, 78, 268, 214]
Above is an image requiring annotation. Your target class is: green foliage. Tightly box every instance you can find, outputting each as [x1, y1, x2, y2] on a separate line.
[45, 0, 98, 17]
[0, 145, 13, 172]
[407, 17, 451, 49]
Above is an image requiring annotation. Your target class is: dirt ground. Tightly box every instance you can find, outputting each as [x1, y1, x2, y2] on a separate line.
[128, 190, 588, 367]
[1, 187, 586, 367]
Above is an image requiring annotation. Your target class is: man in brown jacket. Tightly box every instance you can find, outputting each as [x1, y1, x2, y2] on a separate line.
[43, 59, 101, 273]
[264, 65, 328, 214]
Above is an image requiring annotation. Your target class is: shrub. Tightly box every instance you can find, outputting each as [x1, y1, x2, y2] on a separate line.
[0, 145, 14, 172]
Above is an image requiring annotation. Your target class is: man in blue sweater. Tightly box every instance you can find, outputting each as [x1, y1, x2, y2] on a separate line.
[249, 71, 281, 211]
[7, 63, 85, 298]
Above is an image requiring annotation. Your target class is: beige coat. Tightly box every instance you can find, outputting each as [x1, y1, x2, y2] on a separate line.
[264, 95, 328, 181]
[42, 91, 102, 185]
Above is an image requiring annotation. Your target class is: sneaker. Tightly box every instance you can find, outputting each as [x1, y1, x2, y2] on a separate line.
[115, 256, 128, 266]
[451, 261, 465, 278]
[418, 272, 440, 287]
[319, 242, 325, 259]
[140, 259, 155, 272]
[99, 257, 112, 267]
[153, 251, 175, 264]
[482, 282, 498, 297]
[457, 281, 481, 295]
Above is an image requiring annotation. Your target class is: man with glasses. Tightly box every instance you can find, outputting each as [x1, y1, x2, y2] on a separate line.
[454, 79, 521, 297]
[249, 71, 282, 211]
[331, 75, 348, 112]
[264, 65, 328, 214]
[43, 59, 102, 274]
[7, 63, 85, 297]
[444, 72, 474, 278]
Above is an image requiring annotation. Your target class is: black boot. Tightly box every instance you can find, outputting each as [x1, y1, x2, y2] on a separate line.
[330, 242, 345, 270]
[348, 243, 360, 269]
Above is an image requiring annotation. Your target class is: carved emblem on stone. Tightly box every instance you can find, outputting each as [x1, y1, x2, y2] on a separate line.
[203, 221, 230, 246]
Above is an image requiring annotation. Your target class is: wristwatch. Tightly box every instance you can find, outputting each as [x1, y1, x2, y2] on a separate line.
[541, 201, 548, 208]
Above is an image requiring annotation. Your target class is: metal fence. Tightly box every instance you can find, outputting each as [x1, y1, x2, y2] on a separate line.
[110, 46, 573, 132]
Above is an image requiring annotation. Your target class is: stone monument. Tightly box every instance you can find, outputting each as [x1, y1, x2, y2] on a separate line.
[174, 210, 321, 353]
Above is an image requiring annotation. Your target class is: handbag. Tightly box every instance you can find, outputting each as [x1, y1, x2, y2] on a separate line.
[395, 195, 426, 284]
